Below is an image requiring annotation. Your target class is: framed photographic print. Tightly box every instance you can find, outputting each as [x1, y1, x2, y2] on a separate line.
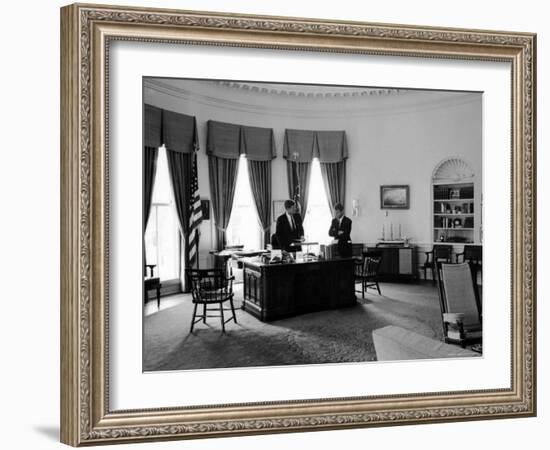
[380, 185, 410, 209]
[60, 3, 536, 446]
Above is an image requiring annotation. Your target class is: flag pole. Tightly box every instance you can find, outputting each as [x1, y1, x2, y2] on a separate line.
[292, 151, 301, 215]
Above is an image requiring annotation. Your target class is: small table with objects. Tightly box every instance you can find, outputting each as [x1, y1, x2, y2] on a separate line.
[144, 264, 162, 308]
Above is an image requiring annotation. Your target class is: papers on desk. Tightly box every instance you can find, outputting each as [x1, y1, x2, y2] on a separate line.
[233, 250, 268, 257]
[267, 249, 283, 264]
[290, 241, 319, 247]
[217, 248, 268, 257]
[216, 249, 239, 256]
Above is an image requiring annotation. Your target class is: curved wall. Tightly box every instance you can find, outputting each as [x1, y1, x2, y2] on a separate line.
[144, 80, 482, 263]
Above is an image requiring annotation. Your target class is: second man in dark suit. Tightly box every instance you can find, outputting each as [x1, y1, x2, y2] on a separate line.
[275, 199, 304, 252]
[328, 203, 352, 257]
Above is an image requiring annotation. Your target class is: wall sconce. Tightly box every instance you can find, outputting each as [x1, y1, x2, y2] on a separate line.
[352, 199, 360, 217]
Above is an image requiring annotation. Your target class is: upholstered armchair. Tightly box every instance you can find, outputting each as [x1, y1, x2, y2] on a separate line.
[435, 262, 482, 347]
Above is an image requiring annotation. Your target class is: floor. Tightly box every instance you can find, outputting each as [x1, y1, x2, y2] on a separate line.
[143, 281, 449, 371]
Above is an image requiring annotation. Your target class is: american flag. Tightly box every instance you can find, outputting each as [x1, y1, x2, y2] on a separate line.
[188, 151, 203, 268]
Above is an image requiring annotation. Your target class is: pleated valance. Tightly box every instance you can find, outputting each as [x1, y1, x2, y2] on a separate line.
[206, 121, 242, 159]
[144, 104, 162, 149]
[283, 129, 316, 163]
[315, 130, 348, 163]
[207, 120, 276, 160]
[162, 109, 198, 154]
[283, 129, 348, 163]
[241, 125, 276, 161]
[144, 104, 198, 153]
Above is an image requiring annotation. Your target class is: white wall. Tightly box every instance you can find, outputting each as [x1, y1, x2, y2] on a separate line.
[145, 81, 481, 259]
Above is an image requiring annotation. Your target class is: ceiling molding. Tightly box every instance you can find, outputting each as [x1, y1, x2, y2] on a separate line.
[144, 79, 481, 119]
[215, 81, 407, 98]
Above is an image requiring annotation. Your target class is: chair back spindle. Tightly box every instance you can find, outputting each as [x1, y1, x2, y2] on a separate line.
[188, 269, 233, 303]
[423, 244, 452, 283]
[433, 245, 452, 263]
[363, 251, 382, 278]
[355, 251, 383, 297]
[185, 268, 237, 333]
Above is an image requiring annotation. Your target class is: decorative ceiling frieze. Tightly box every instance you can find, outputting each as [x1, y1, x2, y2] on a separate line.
[144, 79, 480, 119]
[215, 81, 407, 98]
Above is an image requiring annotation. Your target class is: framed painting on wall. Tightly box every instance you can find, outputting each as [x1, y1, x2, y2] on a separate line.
[60, 3, 536, 446]
[380, 185, 410, 209]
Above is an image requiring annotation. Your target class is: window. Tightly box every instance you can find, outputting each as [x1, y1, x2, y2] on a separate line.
[303, 158, 333, 248]
[226, 155, 262, 250]
[144, 146, 181, 281]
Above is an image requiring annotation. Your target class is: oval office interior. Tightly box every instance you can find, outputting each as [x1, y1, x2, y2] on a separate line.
[142, 78, 483, 371]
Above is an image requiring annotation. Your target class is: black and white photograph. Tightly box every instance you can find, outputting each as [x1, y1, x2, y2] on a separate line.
[142, 78, 483, 371]
[2, 0, 544, 447]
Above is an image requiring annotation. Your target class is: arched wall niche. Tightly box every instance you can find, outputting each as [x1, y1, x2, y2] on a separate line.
[432, 157, 475, 184]
[431, 156, 480, 246]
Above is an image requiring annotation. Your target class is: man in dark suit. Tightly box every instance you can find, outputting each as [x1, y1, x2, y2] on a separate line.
[275, 199, 304, 252]
[328, 203, 352, 257]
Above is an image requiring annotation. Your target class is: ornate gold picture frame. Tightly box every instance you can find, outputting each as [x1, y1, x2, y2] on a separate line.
[60, 3, 536, 446]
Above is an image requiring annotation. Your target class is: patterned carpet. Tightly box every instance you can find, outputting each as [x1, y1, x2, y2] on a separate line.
[143, 282, 445, 371]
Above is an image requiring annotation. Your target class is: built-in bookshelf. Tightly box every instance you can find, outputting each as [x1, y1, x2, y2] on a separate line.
[432, 182, 475, 243]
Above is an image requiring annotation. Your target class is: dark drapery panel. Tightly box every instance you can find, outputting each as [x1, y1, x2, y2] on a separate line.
[283, 129, 314, 219]
[317, 131, 347, 212]
[206, 120, 242, 159]
[241, 125, 275, 247]
[315, 130, 348, 162]
[320, 160, 346, 211]
[166, 150, 194, 282]
[286, 161, 311, 220]
[207, 121, 276, 160]
[143, 104, 162, 230]
[162, 110, 197, 154]
[144, 104, 162, 149]
[143, 104, 162, 274]
[208, 156, 239, 250]
[248, 159, 272, 247]
[283, 129, 347, 218]
[163, 111, 199, 290]
[143, 146, 159, 272]
[143, 146, 159, 230]
[241, 126, 276, 161]
[283, 129, 347, 162]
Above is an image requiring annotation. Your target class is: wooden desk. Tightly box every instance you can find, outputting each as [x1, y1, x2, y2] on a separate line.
[210, 249, 268, 273]
[242, 257, 356, 321]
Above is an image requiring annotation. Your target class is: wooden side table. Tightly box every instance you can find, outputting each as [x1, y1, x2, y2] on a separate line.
[144, 264, 162, 308]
